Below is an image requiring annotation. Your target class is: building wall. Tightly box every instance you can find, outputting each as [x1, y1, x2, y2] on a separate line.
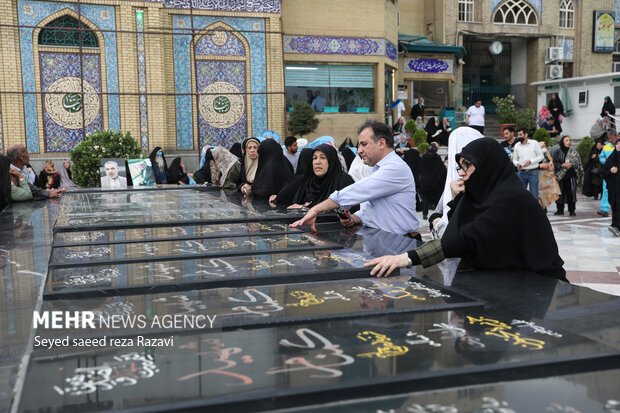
[281, 0, 398, 144]
[0, 0, 284, 158]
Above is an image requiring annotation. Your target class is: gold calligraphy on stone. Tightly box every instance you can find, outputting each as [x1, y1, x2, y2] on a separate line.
[286, 291, 325, 308]
[466, 316, 546, 350]
[371, 282, 426, 301]
[356, 331, 409, 359]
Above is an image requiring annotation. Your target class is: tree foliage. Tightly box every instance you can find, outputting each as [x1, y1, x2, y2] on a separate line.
[532, 128, 553, 149]
[412, 129, 428, 147]
[576, 136, 594, 166]
[288, 102, 319, 137]
[516, 107, 537, 134]
[70, 130, 142, 188]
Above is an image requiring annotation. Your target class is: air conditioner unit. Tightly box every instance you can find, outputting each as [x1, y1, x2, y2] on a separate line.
[546, 64, 563, 80]
[546, 47, 564, 63]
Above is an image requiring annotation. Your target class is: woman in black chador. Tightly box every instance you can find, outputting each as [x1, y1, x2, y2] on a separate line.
[271, 144, 354, 208]
[602, 138, 620, 236]
[168, 157, 189, 185]
[418, 143, 447, 220]
[548, 93, 564, 123]
[365, 138, 566, 280]
[248, 139, 293, 199]
[601, 96, 616, 118]
[148, 147, 168, 184]
[552, 135, 583, 216]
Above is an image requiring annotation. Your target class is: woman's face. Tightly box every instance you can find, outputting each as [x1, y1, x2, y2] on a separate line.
[63, 160, 70, 169]
[597, 142, 604, 150]
[247, 141, 259, 160]
[180, 160, 185, 171]
[563, 136, 571, 147]
[457, 157, 476, 182]
[399, 117, 405, 125]
[313, 150, 329, 177]
[615, 140, 620, 151]
[48, 161, 54, 170]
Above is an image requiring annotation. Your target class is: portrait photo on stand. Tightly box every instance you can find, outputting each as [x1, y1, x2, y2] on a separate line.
[100, 158, 128, 189]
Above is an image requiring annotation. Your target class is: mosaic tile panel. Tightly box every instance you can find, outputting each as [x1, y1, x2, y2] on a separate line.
[491, 0, 541, 17]
[404, 58, 454, 74]
[18, 0, 119, 153]
[40, 53, 103, 152]
[283, 36, 396, 61]
[163, 0, 280, 12]
[173, 16, 266, 150]
[558, 38, 574, 61]
[136, 10, 149, 148]
[195, 30, 245, 56]
[196, 61, 246, 148]
[616, 0, 620, 24]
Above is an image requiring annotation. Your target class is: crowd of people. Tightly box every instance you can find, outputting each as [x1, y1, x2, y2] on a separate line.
[2, 93, 619, 276]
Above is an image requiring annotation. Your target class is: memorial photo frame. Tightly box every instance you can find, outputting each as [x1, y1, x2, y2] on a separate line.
[100, 158, 128, 189]
[128, 158, 156, 186]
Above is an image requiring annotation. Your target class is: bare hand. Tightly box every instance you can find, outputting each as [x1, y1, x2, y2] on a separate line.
[450, 179, 465, 198]
[592, 154, 597, 159]
[8, 169, 22, 179]
[290, 208, 319, 233]
[563, 162, 572, 169]
[523, 160, 531, 167]
[268, 194, 277, 205]
[48, 189, 65, 198]
[241, 184, 252, 197]
[364, 253, 409, 277]
[287, 203, 306, 209]
[612, 166, 618, 174]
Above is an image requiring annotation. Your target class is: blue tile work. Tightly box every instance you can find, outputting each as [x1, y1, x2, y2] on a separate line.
[40, 53, 103, 152]
[615, 0, 620, 24]
[491, 0, 541, 17]
[18, 0, 119, 153]
[173, 16, 266, 150]
[196, 61, 246, 148]
[283, 36, 396, 60]
[163, 0, 280, 12]
[195, 30, 245, 56]
[136, 10, 149, 148]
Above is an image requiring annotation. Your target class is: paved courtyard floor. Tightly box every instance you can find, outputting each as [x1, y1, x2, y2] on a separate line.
[418, 192, 620, 296]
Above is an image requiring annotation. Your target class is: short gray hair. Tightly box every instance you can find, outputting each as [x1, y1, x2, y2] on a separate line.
[6, 147, 24, 162]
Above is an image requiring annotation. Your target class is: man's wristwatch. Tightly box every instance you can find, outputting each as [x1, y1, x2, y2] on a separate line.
[407, 257, 413, 268]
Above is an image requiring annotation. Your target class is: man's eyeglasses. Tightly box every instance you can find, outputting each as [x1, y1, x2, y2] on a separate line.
[456, 159, 472, 172]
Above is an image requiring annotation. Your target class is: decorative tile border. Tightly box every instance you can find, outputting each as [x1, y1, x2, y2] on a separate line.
[173, 16, 266, 150]
[404, 58, 454, 74]
[136, 10, 149, 149]
[491, 0, 541, 17]
[283, 36, 397, 61]
[18, 0, 119, 153]
[163, 0, 280, 12]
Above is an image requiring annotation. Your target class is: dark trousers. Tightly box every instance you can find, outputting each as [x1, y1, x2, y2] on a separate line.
[470, 125, 484, 134]
[556, 177, 575, 213]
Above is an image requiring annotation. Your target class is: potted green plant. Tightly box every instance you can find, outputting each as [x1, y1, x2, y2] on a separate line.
[353, 89, 372, 113]
[492, 95, 516, 134]
[515, 107, 537, 135]
[412, 129, 428, 148]
[288, 102, 319, 137]
[324, 93, 345, 113]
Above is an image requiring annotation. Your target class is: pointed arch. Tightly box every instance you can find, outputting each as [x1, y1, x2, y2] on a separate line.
[38, 15, 98, 47]
[493, 0, 539, 25]
[559, 0, 575, 29]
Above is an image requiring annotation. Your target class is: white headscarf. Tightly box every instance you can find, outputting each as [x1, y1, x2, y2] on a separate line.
[440, 126, 484, 226]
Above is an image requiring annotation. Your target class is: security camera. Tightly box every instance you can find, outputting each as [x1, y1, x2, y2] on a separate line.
[458, 58, 465, 65]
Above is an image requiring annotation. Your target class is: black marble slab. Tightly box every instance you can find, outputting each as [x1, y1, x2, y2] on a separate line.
[17, 309, 620, 413]
[52, 221, 299, 247]
[36, 276, 480, 342]
[48, 232, 342, 268]
[44, 226, 421, 299]
[44, 248, 375, 299]
[283, 368, 620, 413]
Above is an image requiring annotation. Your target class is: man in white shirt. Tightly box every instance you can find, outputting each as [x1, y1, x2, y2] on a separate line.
[466, 99, 485, 134]
[291, 120, 419, 238]
[283, 136, 300, 173]
[101, 160, 127, 189]
[395, 99, 405, 120]
[513, 128, 544, 201]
